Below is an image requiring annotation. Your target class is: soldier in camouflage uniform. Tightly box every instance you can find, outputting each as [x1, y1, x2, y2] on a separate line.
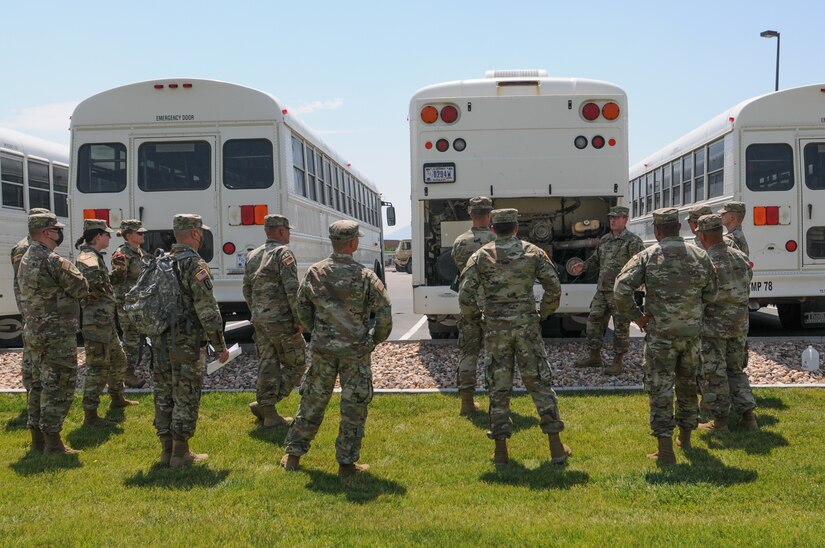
[450, 196, 495, 415]
[282, 220, 392, 478]
[614, 208, 718, 465]
[18, 212, 88, 454]
[153, 214, 228, 468]
[571, 206, 644, 375]
[685, 205, 712, 249]
[75, 219, 138, 427]
[243, 214, 306, 428]
[11, 208, 52, 396]
[459, 208, 571, 466]
[111, 219, 148, 388]
[719, 201, 749, 256]
[695, 214, 758, 431]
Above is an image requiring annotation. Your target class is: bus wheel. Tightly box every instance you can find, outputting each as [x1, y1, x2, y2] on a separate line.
[777, 303, 802, 330]
[405, 261, 412, 274]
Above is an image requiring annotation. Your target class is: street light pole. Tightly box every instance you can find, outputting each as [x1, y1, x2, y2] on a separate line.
[760, 30, 780, 91]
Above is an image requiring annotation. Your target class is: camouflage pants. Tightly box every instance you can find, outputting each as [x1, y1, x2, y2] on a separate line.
[284, 348, 373, 465]
[699, 336, 756, 418]
[585, 290, 631, 354]
[82, 334, 127, 410]
[253, 325, 306, 407]
[152, 334, 206, 440]
[643, 334, 700, 437]
[20, 330, 33, 392]
[117, 307, 143, 374]
[27, 335, 77, 435]
[483, 318, 564, 440]
[456, 314, 483, 391]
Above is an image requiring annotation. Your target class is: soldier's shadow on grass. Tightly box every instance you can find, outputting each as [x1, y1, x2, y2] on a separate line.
[124, 464, 230, 490]
[104, 407, 127, 424]
[10, 452, 82, 476]
[304, 468, 407, 504]
[66, 422, 124, 450]
[701, 421, 788, 455]
[248, 423, 289, 448]
[754, 395, 789, 410]
[644, 447, 757, 486]
[4, 409, 28, 431]
[479, 460, 590, 490]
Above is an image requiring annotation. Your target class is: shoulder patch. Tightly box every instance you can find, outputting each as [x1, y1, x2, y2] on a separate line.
[12, 252, 24, 265]
[195, 268, 209, 282]
[282, 254, 295, 266]
[78, 253, 99, 268]
[60, 258, 73, 271]
[373, 277, 385, 292]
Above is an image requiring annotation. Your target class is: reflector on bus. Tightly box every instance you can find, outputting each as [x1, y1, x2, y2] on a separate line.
[227, 205, 268, 226]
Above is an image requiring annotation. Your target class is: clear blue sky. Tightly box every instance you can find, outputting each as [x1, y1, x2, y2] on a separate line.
[2, 0, 823, 234]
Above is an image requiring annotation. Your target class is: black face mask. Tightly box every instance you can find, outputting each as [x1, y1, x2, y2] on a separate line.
[52, 228, 64, 247]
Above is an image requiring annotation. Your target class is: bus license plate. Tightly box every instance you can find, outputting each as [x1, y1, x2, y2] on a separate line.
[236, 253, 246, 268]
[424, 164, 455, 183]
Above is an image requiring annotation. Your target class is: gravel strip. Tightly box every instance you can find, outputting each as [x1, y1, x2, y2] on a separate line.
[1, 340, 823, 392]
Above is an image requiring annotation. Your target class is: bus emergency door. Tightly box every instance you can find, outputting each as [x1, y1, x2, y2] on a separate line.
[800, 140, 825, 266]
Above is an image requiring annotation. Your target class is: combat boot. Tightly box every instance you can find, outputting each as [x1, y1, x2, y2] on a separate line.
[493, 439, 509, 466]
[109, 393, 139, 409]
[741, 409, 759, 431]
[169, 438, 208, 468]
[548, 433, 572, 464]
[83, 408, 111, 427]
[159, 435, 173, 466]
[676, 426, 692, 450]
[459, 389, 480, 416]
[338, 462, 370, 478]
[43, 432, 81, 455]
[123, 371, 145, 389]
[249, 401, 264, 423]
[260, 405, 293, 428]
[604, 353, 625, 376]
[280, 454, 301, 471]
[574, 349, 603, 368]
[698, 416, 728, 431]
[647, 436, 676, 465]
[30, 427, 45, 453]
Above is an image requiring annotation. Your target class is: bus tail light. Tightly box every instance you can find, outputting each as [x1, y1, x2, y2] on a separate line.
[766, 206, 779, 225]
[440, 105, 459, 123]
[83, 209, 96, 220]
[83, 208, 118, 227]
[592, 136, 605, 149]
[228, 205, 268, 226]
[602, 102, 620, 120]
[753, 206, 767, 225]
[436, 139, 449, 152]
[786, 240, 798, 252]
[753, 205, 791, 226]
[421, 106, 438, 124]
[223, 242, 236, 255]
[240, 205, 255, 225]
[254, 204, 268, 224]
[582, 102, 600, 121]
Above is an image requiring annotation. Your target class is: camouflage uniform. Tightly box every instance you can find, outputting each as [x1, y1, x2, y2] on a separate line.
[579, 206, 644, 356]
[614, 208, 718, 439]
[111, 220, 148, 379]
[686, 205, 712, 250]
[152, 215, 227, 442]
[243, 215, 305, 409]
[284, 221, 392, 465]
[18, 214, 88, 436]
[719, 202, 749, 256]
[459, 209, 565, 441]
[697, 215, 756, 419]
[451, 196, 495, 392]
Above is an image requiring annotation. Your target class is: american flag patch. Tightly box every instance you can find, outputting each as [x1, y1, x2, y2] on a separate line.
[373, 278, 385, 292]
[195, 269, 209, 282]
[282, 254, 295, 266]
[60, 259, 73, 271]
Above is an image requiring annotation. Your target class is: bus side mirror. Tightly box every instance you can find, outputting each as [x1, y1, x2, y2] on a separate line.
[386, 206, 396, 226]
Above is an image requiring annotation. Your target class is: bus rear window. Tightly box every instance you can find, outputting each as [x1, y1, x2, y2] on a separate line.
[77, 143, 127, 193]
[223, 139, 274, 189]
[746, 144, 794, 191]
[138, 141, 211, 192]
[803, 143, 825, 191]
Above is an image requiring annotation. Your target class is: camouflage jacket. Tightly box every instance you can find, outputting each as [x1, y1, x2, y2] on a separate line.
[10, 236, 31, 312]
[724, 227, 749, 257]
[582, 229, 645, 291]
[110, 243, 145, 306]
[702, 242, 752, 338]
[451, 226, 496, 271]
[691, 235, 706, 249]
[76, 245, 118, 343]
[459, 235, 561, 322]
[170, 243, 226, 352]
[297, 253, 392, 353]
[243, 239, 300, 329]
[614, 236, 718, 339]
[18, 241, 87, 343]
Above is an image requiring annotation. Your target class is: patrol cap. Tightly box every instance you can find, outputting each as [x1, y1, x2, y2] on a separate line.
[491, 208, 518, 224]
[697, 213, 723, 232]
[28, 207, 52, 216]
[28, 212, 65, 230]
[329, 220, 363, 241]
[686, 204, 712, 222]
[607, 206, 630, 217]
[719, 201, 746, 215]
[264, 214, 292, 229]
[651, 207, 679, 225]
[83, 219, 114, 233]
[173, 213, 211, 231]
[117, 219, 147, 237]
[468, 196, 493, 213]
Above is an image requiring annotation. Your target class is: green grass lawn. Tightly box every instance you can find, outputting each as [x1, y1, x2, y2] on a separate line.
[1, 389, 823, 546]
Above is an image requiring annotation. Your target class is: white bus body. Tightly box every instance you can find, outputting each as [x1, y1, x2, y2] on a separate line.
[0, 127, 70, 346]
[69, 78, 392, 321]
[409, 71, 628, 337]
[628, 84, 825, 329]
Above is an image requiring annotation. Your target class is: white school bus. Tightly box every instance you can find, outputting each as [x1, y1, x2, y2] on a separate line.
[69, 78, 394, 322]
[409, 70, 628, 337]
[628, 84, 825, 329]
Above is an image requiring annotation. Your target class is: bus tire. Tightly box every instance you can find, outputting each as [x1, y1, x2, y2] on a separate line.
[777, 303, 802, 330]
[405, 261, 412, 274]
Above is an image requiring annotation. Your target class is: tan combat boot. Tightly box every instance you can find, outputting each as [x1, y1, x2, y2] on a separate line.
[260, 405, 293, 428]
[459, 389, 480, 416]
[647, 436, 676, 465]
[549, 433, 572, 464]
[43, 432, 81, 455]
[741, 409, 759, 431]
[280, 454, 301, 471]
[698, 416, 728, 431]
[30, 427, 45, 453]
[676, 426, 692, 450]
[604, 353, 625, 376]
[159, 435, 173, 466]
[83, 408, 111, 427]
[123, 371, 145, 389]
[493, 439, 509, 466]
[109, 393, 139, 409]
[249, 401, 264, 423]
[339, 462, 370, 478]
[574, 349, 603, 368]
[169, 438, 208, 468]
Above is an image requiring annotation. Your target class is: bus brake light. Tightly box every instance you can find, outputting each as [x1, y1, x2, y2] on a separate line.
[592, 136, 605, 149]
[436, 139, 449, 152]
[94, 208, 110, 225]
[766, 206, 779, 225]
[421, 106, 438, 124]
[240, 205, 255, 225]
[582, 102, 600, 121]
[440, 105, 459, 124]
[786, 240, 798, 252]
[602, 102, 620, 120]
